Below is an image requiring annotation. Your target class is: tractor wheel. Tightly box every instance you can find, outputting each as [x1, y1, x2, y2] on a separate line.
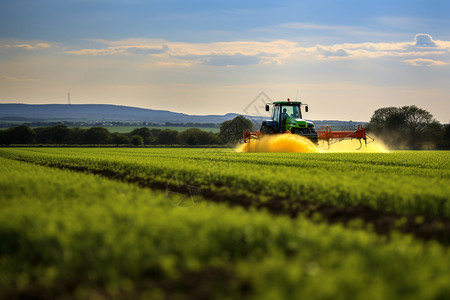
[260, 123, 276, 134]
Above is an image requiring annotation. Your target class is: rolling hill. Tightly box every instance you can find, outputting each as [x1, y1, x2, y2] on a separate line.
[0, 103, 245, 123]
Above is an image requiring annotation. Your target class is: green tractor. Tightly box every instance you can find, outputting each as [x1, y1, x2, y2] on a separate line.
[259, 99, 318, 144]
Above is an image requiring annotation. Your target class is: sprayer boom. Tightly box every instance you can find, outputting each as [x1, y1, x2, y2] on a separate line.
[317, 125, 374, 150]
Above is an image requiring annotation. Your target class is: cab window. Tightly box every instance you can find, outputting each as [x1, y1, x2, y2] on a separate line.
[273, 106, 280, 122]
[281, 105, 301, 118]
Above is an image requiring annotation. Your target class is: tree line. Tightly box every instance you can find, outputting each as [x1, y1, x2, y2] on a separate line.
[0, 125, 223, 146]
[0, 116, 255, 146]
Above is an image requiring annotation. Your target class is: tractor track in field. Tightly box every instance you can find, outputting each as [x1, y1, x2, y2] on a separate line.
[5, 156, 450, 245]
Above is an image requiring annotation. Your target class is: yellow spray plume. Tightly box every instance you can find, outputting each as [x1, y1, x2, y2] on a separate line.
[237, 134, 319, 153]
[318, 138, 390, 153]
[236, 134, 389, 153]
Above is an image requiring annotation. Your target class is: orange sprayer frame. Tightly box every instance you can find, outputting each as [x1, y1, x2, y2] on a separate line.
[317, 125, 374, 150]
[243, 130, 262, 143]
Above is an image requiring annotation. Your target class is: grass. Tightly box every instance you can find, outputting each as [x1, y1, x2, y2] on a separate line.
[1, 148, 449, 218]
[1, 156, 450, 299]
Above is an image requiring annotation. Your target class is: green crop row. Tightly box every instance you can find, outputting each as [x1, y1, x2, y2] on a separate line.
[1, 157, 450, 299]
[0, 148, 449, 219]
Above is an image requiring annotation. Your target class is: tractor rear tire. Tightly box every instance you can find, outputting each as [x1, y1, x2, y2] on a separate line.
[260, 123, 276, 134]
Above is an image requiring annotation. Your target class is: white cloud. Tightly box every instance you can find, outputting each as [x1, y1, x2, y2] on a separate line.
[414, 34, 437, 47]
[0, 42, 51, 50]
[126, 45, 169, 55]
[317, 47, 349, 59]
[312, 34, 449, 61]
[66, 39, 297, 66]
[66, 44, 169, 56]
[177, 53, 262, 66]
[402, 58, 448, 67]
[61, 34, 450, 66]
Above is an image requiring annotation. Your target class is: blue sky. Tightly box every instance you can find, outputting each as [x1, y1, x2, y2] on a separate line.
[1, 0, 449, 122]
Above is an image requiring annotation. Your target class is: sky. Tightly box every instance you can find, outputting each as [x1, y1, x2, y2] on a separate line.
[1, 0, 449, 122]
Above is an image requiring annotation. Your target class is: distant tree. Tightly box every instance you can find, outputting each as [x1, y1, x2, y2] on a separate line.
[368, 107, 403, 132]
[111, 132, 130, 145]
[177, 128, 220, 145]
[401, 106, 434, 145]
[219, 116, 254, 143]
[421, 120, 445, 149]
[150, 129, 162, 144]
[130, 135, 144, 146]
[157, 129, 179, 145]
[33, 127, 46, 143]
[130, 127, 154, 144]
[35, 124, 72, 144]
[3, 125, 36, 144]
[71, 128, 87, 144]
[437, 124, 450, 149]
[84, 127, 111, 144]
[368, 105, 442, 149]
[0, 129, 7, 145]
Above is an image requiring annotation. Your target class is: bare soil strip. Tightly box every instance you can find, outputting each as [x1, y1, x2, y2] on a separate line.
[6, 157, 450, 245]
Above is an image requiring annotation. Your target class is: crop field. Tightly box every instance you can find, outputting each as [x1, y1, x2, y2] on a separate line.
[1, 147, 450, 299]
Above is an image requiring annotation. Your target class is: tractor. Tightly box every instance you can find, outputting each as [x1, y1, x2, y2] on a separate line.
[243, 98, 374, 150]
[259, 99, 319, 144]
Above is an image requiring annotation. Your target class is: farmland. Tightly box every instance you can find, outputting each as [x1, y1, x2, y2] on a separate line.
[1, 148, 450, 299]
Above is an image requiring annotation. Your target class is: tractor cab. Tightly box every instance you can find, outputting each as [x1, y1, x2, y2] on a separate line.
[260, 99, 318, 143]
[269, 101, 304, 132]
